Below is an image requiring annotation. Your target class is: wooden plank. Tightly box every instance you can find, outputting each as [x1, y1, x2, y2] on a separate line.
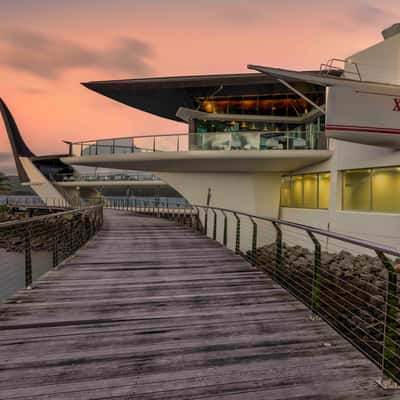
[0, 210, 395, 399]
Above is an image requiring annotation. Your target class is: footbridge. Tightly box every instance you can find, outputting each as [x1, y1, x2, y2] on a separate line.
[0, 207, 399, 399]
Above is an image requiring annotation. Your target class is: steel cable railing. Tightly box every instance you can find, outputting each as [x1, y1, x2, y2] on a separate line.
[123, 201, 400, 389]
[0, 204, 103, 303]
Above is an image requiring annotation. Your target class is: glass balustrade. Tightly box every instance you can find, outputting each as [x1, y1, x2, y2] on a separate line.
[69, 131, 328, 156]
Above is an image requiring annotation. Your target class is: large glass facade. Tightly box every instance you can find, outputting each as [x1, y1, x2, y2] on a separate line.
[193, 90, 327, 151]
[343, 169, 371, 211]
[280, 177, 291, 207]
[191, 128, 326, 151]
[291, 175, 304, 208]
[343, 166, 400, 213]
[303, 175, 318, 209]
[372, 167, 400, 212]
[318, 173, 331, 209]
[196, 93, 325, 118]
[280, 173, 330, 209]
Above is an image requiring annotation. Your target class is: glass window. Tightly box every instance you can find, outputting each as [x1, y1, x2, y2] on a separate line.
[343, 169, 371, 211]
[280, 177, 291, 207]
[291, 175, 304, 208]
[280, 172, 330, 209]
[303, 174, 318, 209]
[372, 167, 400, 212]
[318, 173, 330, 209]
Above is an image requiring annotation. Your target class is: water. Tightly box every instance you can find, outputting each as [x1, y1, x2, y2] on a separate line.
[0, 195, 43, 205]
[0, 248, 52, 303]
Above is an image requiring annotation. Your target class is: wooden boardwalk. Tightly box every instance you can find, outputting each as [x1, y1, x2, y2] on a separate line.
[0, 210, 396, 399]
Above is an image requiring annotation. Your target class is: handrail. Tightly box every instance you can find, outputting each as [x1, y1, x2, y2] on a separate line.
[119, 200, 400, 387]
[69, 132, 188, 145]
[66, 130, 328, 156]
[320, 58, 362, 81]
[69, 130, 321, 146]
[0, 204, 103, 301]
[54, 173, 162, 182]
[191, 204, 400, 258]
[0, 204, 102, 227]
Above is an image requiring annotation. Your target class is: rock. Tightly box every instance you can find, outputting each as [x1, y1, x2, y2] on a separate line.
[249, 239, 392, 368]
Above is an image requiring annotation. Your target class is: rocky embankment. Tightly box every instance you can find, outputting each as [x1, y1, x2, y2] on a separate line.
[249, 242, 394, 366]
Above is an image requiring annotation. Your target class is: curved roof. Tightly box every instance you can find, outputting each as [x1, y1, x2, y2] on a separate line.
[82, 72, 324, 122]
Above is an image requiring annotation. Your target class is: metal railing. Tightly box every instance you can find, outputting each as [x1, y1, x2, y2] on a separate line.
[53, 172, 162, 182]
[124, 201, 400, 389]
[0, 205, 103, 303]
[2, 196, 73, 210]
[320, 58, 362, 81]
[104, 197, 189, 211]
[66, 130, 328, 157]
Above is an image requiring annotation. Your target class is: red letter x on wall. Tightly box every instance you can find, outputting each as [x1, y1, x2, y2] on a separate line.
[394, 98, 400, 112]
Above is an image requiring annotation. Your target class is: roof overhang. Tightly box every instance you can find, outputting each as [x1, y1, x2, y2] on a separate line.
[82, 72, 326, 122]
[248, 64, 400, 93]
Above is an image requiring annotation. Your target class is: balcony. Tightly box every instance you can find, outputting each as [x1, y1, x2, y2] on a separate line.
[67, 131, 328, 157]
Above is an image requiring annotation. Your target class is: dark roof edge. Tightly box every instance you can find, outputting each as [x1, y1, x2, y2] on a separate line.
[81, 70, 323, 87]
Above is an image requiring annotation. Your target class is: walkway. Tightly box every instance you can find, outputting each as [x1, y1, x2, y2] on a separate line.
[0, 210, 395, 399]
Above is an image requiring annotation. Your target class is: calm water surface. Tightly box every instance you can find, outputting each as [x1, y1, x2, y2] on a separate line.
[0, 248, 52, 303]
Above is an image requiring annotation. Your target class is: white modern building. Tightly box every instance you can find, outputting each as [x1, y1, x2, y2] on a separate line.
[4, 24, 400, 247]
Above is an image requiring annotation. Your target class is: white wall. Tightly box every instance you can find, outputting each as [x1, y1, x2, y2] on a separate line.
[157, 171, 281, 253]
[157, 171, 281, 217]
[19, 157, 68, 205]
[345, 32, 400, 85]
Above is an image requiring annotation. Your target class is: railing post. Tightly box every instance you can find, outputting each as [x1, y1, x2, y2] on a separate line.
[250, 217, 258, 266]
[53, 221, 59, 269]
[221, 210, 227, 246]
[233, 212, 240, 254]
[69, 220, 74, 254]
[307, 231, 322, 317]
[80, 215, 85, 246]
[376, 251, 400, 388]
[272, 222, 282, 281]
[25, 229, 32, 289]
[212, 209, 217, 240]
[204, 207, 209, 236]
[194, 207, 201, 232]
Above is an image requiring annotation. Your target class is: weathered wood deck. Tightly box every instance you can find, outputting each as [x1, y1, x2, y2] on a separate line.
[0, 210, 396, 399]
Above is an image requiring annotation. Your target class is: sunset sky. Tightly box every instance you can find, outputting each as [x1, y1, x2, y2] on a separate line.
[0, 0, 399, 173]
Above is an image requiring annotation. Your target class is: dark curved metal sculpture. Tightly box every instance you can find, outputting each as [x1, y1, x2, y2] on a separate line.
[0, 98, 34, 182]
[0, 98, 34, 158]
[0, 98, 74, 184]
